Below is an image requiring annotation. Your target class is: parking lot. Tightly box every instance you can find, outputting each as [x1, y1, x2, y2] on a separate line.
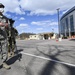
[0, 39, 75, 75]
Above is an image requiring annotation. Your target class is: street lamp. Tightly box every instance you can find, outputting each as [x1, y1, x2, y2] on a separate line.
[57, 8, 60, 37]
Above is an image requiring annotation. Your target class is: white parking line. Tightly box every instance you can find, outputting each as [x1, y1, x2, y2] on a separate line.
[21, 52, 75, 67]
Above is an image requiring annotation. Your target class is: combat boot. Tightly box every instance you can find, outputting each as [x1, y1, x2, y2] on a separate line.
[2, 62, 11, 69]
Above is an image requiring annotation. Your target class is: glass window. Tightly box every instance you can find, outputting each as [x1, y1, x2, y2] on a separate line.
[70, 15, 74, 32]
[65, 18, 69, 32]
[60, 21, 65, 33]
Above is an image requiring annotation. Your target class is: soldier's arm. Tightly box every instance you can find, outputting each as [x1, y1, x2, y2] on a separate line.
[0, 15, 9, 27]
[2, 15, 9, 27]
[13, 28, 18, 36]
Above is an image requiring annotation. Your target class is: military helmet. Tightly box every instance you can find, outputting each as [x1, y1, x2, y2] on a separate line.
[0, 3, 5, 8]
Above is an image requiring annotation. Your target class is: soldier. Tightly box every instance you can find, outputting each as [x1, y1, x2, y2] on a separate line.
[0, 3, 11, 69]
[8, 18, 18, 57]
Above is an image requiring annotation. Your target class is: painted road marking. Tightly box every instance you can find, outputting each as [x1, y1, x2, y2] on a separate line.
[21, 52, 75, 67]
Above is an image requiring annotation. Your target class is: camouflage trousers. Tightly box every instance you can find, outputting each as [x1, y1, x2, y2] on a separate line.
[8, 37, 16, 48]
[0, 28, 8, 65]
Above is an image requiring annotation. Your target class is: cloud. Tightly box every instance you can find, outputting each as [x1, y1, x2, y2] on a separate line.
[13, 16, 18, 20]
[0, 0, 25, 15]
[1, 0, 75, 15]
[31, 20, 58, 27]
[20, 0, 75, 15]
[29, 9, 56, 16]
[36, 28, 43, 30]
[19, 17, 25, 20]
[16, 23, 29, 30]
[16, 23, 29, 33]
[4, 13, 11, 17]
[19, 24, 28, 27]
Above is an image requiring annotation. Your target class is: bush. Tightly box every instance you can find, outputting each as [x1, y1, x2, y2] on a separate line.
[63, 36, 67, 39]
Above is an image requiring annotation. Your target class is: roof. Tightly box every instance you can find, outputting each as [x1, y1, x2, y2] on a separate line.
[60, 6, 75, 20]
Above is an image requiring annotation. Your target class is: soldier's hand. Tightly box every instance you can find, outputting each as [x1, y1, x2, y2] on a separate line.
[0, 22, 5, 26]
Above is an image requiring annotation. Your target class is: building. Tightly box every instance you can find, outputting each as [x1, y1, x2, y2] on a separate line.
[29, 33, 57, 40]
[60, 6, 75, 38]
[29, 34, 43, 40]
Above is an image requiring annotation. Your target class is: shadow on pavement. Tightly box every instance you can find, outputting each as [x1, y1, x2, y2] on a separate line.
[40, 56, 75, 75]
[25, 50, 41, 75]
[69, 39, 75, 41]
[6, 49, 23, 65]
[15, 49, 23, 54]
[25, 67, 33, 75]
[6, 53, 22, 65]
[0, 49, 23, 69]
[40, 57, 59, 75]
[65, 65, 75, 75]
[0, 65, 2, 69]
[37, 45, 75, 75]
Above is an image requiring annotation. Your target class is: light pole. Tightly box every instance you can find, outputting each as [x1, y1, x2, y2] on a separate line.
[57, 8, 60, 37]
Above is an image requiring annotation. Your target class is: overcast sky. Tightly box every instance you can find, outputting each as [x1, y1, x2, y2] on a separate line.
[0, 0, 75, 34]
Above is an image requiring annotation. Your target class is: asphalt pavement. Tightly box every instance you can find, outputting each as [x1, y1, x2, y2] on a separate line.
[0, 39, 75, 75]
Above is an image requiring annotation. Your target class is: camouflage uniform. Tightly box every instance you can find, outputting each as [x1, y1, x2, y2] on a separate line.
[8, 19, 18, 56]
[0, 3, 10, 69]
